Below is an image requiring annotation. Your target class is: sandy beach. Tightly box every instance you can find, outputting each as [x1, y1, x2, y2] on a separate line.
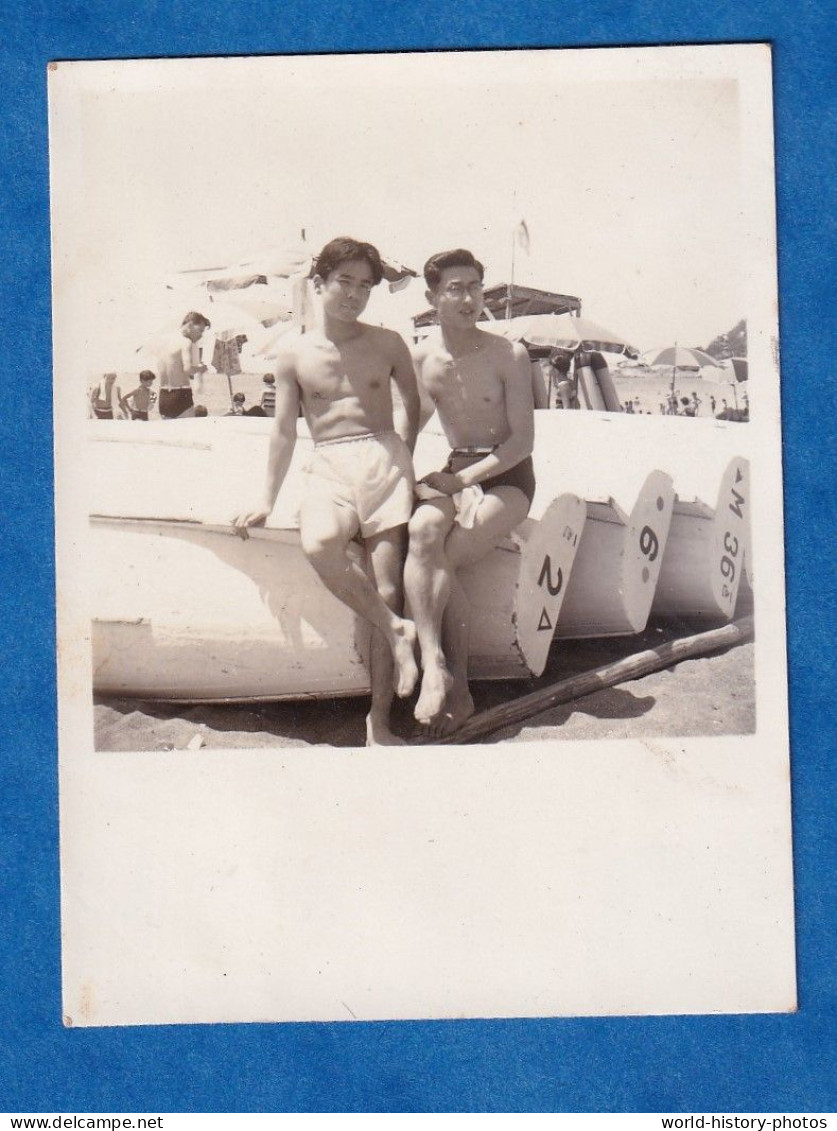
[610, 369, 748, 417]
[114, 362, 749, 423]
[95, 599, 755, 751]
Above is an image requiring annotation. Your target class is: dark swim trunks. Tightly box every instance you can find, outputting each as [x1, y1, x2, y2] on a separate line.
[445, 447, 536, 508]
[158, 387, 194, 419]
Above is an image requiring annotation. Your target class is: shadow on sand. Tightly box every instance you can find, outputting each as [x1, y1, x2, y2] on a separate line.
[93, 615, 746, 749]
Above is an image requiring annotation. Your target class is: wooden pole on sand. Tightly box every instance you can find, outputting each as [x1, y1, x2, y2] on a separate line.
[422, 615, 754, 745]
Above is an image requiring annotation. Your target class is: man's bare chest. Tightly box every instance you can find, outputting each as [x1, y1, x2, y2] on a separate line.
[298, 348, 392, 399]
[424, 355, 505, 407]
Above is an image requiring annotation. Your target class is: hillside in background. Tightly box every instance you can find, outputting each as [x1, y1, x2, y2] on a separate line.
[702, 319, 747, 359]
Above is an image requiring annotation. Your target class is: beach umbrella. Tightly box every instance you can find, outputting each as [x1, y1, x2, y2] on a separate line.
[199, 302, 267, 399]
[641, 345, 723, 413]
[165, 267, 296, 328]
[170, 244, 418, 344]
[485, 312, 637, 356]
[169, 244, 310, 288]
[716, 357, 748, 415]
[642, 345, 721, 371]
[205, 283, 295, 327]
[138, 292, 266, 350]
[250, 321, 301, 361]
[728, 356, 749, 382]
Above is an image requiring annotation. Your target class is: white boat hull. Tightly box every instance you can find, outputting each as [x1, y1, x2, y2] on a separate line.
[92, 497, 586, 701]
[87, 413, 753, 701]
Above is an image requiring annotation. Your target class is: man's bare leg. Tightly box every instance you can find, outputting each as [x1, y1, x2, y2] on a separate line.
[363, 526, 408, 746]
[425, 576, 474, 737]
[403, 498, 458, 724]
[428, 487, 531, 737]
[300, 499, 418, 698]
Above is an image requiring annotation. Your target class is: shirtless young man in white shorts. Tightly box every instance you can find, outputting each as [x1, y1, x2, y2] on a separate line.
[234, 238, 422, 745]
[405, 248, 535, 737]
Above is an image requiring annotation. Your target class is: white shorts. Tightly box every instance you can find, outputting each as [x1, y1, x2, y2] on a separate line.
[303, 432, 415, 538]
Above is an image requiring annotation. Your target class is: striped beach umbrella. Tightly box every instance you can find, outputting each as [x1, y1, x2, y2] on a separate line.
[642, 346, 721, 371]
[485, 313, 637, 356]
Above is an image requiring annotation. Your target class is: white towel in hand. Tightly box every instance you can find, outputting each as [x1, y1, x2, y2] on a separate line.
[414, 482, 484, 529]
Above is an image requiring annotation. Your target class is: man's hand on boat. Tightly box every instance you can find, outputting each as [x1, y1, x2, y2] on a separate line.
[232, 507, 272, 540]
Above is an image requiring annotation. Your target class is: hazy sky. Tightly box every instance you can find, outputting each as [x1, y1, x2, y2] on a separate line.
[51, 48, 751, 367]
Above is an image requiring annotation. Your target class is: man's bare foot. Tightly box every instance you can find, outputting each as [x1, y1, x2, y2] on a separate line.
[414, 662, 454, 725]
[391, 618, 419, 699]
[427, 686, 476, 739]
[366, 714, 407, 746]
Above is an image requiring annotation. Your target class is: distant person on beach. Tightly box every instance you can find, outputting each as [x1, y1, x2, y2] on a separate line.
[226, 392, 247, 416]
[404, 247, 535, 737]
[154, 312, 210, 419]
[233, 237, 421, 746]
[548, 347, 576, 410]
[529, 359, 550, 410]
[89, 373, 122, 420]
[194, 404, 208, 417]
[243, 373, 277, 417]
[681, 396, 696, 417]
[119, 370, 157, 420]
[260, 373, 276, 416]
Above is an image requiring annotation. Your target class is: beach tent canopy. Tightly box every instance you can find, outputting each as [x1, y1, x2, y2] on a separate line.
[167, 243, 418, 341]
[413, 284, 581, 328]
[483, 312, 638, 357]
[204, 284, 296, 326]
[172, 244, 418, 291]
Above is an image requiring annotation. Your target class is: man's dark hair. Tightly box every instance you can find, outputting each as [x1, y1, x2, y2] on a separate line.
[181, 311, 211, 329]
[139, 369, 156, 382]
[423, 248, 485, 290]
[311, 238, 384, 286]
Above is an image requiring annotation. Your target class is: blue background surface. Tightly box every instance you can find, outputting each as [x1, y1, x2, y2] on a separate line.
[1, 0, 834, 1114]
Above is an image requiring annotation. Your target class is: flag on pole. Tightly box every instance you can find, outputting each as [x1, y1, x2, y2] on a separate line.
[514, 218, 531, 255]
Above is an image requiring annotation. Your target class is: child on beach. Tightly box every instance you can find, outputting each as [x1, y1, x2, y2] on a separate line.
[119, 371, 157, 420]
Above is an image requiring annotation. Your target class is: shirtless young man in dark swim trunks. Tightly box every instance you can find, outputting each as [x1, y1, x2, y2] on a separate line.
[233, 238, 422, 745]
[404, 248, 535, 737]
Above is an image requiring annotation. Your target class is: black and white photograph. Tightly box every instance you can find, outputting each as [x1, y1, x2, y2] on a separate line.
[49, 46, 794, 1027]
